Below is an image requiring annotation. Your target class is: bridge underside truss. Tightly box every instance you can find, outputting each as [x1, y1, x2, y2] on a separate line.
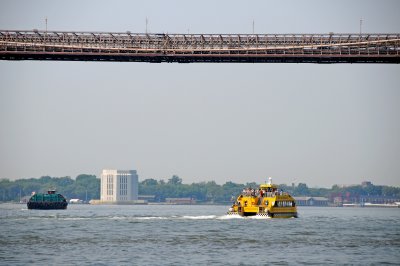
[1, 30, 399, 63]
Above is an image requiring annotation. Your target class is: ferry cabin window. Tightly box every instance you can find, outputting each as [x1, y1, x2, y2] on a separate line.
[276, 201, 292, 207]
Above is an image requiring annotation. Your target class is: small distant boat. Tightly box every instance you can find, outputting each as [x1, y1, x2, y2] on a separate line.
[69, 199, 84, 204]
[227, 177, 298, 218]
[27, 190, 68, 210]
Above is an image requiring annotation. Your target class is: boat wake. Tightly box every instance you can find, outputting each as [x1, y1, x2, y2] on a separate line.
[182, 215, 218, 220]
[218, 214, 244, 220]
[20, 214, 274, 221]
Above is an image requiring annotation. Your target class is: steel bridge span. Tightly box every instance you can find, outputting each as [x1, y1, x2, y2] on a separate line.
[1, 30, 399, 63]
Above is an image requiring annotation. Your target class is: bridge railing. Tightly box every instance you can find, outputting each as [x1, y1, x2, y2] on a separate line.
[1, 30, 399, 63]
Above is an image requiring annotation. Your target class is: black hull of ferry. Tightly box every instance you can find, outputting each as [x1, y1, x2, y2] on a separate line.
[27, 202, 68, 210]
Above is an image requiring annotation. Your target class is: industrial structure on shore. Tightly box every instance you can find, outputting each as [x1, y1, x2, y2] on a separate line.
[92, 169, 142, 205]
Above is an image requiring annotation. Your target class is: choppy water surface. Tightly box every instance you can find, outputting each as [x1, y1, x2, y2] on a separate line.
[1, 204, 399, 265]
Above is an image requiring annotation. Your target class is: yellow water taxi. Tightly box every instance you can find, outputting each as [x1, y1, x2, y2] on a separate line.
[227, 177, 297, 218]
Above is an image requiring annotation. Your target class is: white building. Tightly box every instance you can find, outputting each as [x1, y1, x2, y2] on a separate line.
[100, 169, 138, 202]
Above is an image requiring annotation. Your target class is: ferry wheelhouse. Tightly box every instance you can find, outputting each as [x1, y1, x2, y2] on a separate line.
[227, 177, 297, 218]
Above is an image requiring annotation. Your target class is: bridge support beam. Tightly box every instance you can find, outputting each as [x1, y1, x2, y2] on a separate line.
[1, 30, 399, 63]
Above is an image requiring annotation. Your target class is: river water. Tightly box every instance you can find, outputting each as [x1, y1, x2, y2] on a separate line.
[0, 204, 399, 265]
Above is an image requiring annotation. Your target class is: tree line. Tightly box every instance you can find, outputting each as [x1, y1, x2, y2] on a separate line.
[1, 174, 399, 203]
[0, 175, 99, 202]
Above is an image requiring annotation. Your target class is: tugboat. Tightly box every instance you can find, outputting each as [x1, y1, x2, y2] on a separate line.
[227, 177, 297, 218]
[27, 189, 68, 210]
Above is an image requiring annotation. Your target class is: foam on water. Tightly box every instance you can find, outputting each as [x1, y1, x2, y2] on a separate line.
[12, 213, 274, 221]
[181, 215, 217, 220]
[135, 216, 170, 220]
[247, 215, 271, 219]
[217, 214, 243, 220]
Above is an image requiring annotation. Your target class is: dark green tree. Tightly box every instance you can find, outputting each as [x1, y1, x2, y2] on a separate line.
[168, 175, 182, 185]
[294, 183, 309, 196]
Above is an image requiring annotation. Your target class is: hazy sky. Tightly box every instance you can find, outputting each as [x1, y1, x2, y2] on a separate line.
[1, 0, 399, 187]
